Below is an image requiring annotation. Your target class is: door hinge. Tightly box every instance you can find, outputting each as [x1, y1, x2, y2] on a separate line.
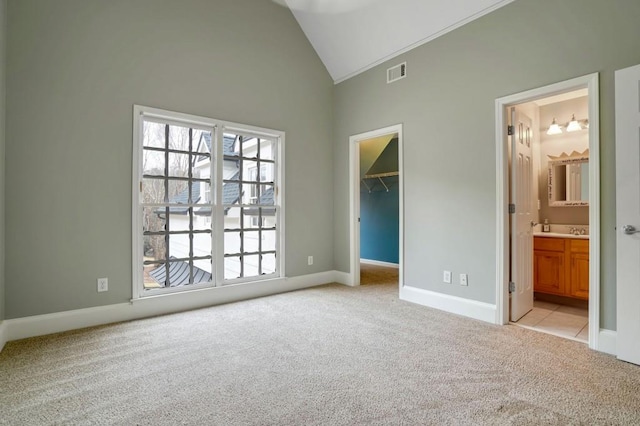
[507, 125, 514, 136]
[509, 204, 516, 214]
[509, 282, 516, 293]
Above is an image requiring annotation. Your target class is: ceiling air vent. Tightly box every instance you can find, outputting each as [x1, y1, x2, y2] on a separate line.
[387, 62, 406, 84]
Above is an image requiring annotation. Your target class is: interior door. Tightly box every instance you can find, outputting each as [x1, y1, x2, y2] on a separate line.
[615, 63, 640, 365]
[510, 108, 534, 322]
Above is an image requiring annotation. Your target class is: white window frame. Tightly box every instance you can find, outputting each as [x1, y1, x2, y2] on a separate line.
[132, 105, 285, 300]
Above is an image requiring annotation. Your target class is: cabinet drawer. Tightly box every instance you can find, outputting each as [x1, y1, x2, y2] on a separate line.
[570, 239, 589, 253]
[534, 237, 565, 252]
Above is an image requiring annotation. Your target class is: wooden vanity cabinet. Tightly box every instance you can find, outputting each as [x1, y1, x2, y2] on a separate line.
[533, 237, 565, 296]
[533, 237, 589, 300]
[569, 239, 589, 299]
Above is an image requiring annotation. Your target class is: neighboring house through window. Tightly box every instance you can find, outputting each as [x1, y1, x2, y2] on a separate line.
[132, 106, 284, 298]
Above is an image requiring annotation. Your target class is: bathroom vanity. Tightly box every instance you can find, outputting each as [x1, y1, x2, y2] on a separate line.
[533, 234, 589, 300]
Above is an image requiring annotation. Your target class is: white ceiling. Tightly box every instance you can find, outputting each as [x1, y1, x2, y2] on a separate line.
[281, 0, 515, 83]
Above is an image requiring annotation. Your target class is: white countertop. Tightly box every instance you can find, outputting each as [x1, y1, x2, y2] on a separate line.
[533, 232, 589, 240]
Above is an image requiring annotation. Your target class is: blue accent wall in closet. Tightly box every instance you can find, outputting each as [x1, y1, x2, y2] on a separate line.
[360, 176, 399, 264]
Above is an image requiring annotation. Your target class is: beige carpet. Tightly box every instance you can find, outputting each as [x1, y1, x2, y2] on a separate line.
[1, 269, 640, 425]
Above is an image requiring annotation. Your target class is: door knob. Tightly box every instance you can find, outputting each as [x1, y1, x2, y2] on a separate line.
[622, 225, 640, 235]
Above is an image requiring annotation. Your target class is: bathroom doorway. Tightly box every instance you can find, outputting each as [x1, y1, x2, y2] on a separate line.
[349, 124, 404, 288]
[495, 74, 601, 349]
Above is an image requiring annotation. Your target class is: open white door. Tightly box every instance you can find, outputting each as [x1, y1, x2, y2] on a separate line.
[615, 63, 640, 365]
[510, 108, 534, 322]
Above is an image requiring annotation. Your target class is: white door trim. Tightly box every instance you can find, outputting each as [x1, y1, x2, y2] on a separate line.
[349, 124, 404, 287]
[495, 73, 601, 351]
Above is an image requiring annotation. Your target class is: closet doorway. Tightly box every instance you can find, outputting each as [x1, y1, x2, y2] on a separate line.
[349, 124, 404, 288]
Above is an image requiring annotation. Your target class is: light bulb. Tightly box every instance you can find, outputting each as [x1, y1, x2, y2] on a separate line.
[547, 118, 562, 135]
[567, 114, 582, 132]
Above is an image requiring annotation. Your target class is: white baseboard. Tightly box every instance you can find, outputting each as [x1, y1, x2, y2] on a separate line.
[1, 271, 342, 349]
[597, 329, 617, 356]
[400, 285, 497, 324]
[360, 259, 399, 268]
[1, 274, 618, 359]
[0, 321, 7, 352]
[333, 270, 352, 286]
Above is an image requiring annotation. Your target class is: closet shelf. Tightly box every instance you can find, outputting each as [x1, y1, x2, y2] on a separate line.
[363, 171, 399, 179]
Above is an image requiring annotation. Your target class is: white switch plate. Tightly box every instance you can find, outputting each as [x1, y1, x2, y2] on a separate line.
[97, 277, 108, 292]
[443, 270, 452, 284]
[308, 256, 313, 266]
[460, 274, 468, 286]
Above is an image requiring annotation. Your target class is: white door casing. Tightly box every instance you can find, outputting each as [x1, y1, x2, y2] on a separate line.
[510, 108, 534, 322]
[615, 63, 640, 365]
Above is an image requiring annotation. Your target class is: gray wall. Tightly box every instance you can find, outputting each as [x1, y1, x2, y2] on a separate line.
[333, 0, 640, 330]
[5, 0, 333, 318]
[0, 0, 5, 322]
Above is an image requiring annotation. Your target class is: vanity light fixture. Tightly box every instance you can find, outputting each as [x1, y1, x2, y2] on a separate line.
[546, 115, 589, 135]
[546, 118, 563, 135]
[566, 114, 582, 132]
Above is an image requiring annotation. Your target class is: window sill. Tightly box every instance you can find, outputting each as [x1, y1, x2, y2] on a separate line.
[131, 275, 285, 304]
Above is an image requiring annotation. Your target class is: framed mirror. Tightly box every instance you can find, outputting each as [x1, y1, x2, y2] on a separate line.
[548, 156, 589, 206]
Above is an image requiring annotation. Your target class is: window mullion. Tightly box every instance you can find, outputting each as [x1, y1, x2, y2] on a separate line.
[275, 136, 281, 277]
[164, 124, 171, 288]
[214, 126, 224, 286]
[259, 207, 263, 275]
[144, 146, 210, 157]
[239, 135, 244, 279]
[188, 128, 194, 286]
[257, 139, 262, 276]
[143, 175, 210, 184]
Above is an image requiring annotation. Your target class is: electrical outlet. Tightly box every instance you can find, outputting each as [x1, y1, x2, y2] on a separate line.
[443, 270, 452, 284]
[308, 256, 313, 266]
[97, 277, 108, 292]
[460, 274, 468, 286]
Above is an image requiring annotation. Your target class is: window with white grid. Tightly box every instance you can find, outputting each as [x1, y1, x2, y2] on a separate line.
[133, 106, 283, 298]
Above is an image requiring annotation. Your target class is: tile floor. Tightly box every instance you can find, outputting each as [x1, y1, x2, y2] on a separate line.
[513, 300, 588, 343]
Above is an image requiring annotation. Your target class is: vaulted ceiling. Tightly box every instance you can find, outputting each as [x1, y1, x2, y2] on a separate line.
[276, 0, 515, 83]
